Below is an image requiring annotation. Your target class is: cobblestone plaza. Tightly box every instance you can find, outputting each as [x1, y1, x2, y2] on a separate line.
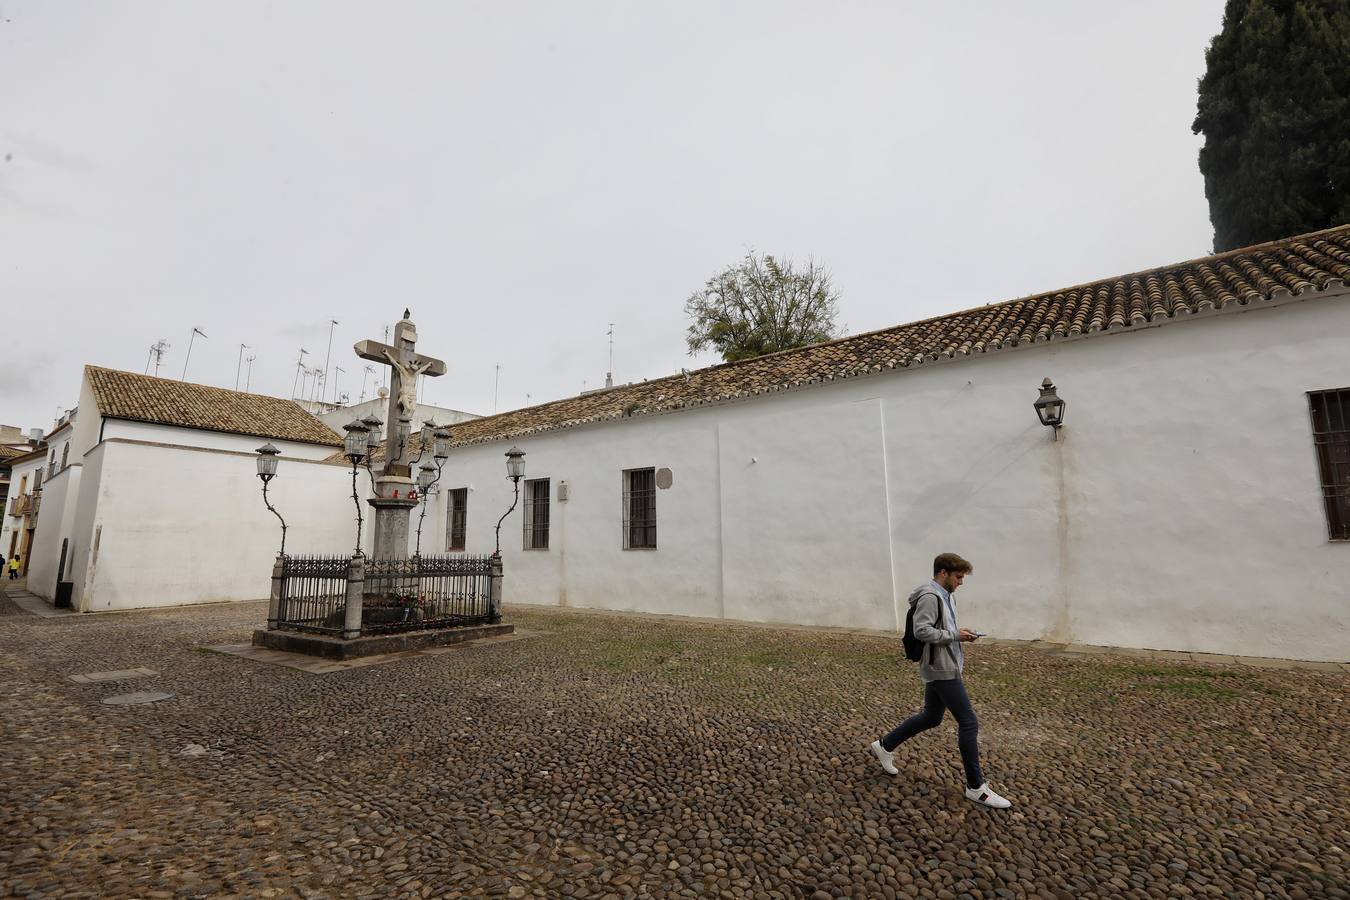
[1, 591, 1345, 899]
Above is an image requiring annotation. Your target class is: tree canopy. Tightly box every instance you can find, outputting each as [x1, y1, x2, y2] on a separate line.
[684, 252, 842, 363]
[1193, 0, 1350, 251]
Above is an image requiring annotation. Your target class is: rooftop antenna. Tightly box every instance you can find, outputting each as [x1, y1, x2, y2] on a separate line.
[321, 318, 339, 404]
[245, 354, 256, 392]
[235, 343, 251, 391]
[493, 364, 501, 413]
[292, 348, 309, 398]
[359, 364, 374, 403]
[606, 323, 614, 389]
[181, 327, 207, 381]
[146, 339, 170, 377]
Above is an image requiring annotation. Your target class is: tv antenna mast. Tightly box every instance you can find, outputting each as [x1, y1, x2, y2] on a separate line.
[181, 327, 207, 381]
[606, 323, 614, 389]
[145, 339, 170, 377]
[292, 348, 309, 398]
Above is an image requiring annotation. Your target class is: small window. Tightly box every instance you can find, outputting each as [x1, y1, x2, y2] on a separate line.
[32, 469, 43, 492]
[1309, 389, 1350, 540]
[446, 488, 468, 552]
[523, 478, 550, 550]
[623, 467, 657, 549]
[61, 443, 70, 469]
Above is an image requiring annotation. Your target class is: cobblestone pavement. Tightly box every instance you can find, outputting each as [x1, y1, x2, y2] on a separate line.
[0, 594, 1345, 899]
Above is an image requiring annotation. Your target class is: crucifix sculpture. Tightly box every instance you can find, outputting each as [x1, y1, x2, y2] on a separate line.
[354, 309, 446, 558]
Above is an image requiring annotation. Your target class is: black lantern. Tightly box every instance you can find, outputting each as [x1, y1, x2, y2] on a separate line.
[433, 426, 451, 461]
[1034, 377, 1066, 436]
[256, 443, 280, 482]
[505, 446, 526, 482]
[361, 413, 383, 448]
[343, 419, 370, 462]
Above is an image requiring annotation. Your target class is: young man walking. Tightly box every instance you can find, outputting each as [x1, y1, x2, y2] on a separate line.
[870, 552, 1012, 809]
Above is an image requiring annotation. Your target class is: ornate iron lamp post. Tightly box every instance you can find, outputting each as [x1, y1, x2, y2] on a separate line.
[343, 419, 372, 555]
[494, 446, 526, 556]
[413, 426, 452, 556]
[1033, 377, 1067, 439]
[255, 443, 287, 557]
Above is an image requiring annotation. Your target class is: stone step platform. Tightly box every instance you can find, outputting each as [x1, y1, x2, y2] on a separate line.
[252, 622, 514, 661]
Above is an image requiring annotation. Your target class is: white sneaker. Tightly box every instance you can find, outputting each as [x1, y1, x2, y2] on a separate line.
[869, 740, 898, 775]
[964, 783, 1012, 809]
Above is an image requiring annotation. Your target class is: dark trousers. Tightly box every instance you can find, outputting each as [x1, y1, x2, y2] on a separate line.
[880, 677, 985, 789]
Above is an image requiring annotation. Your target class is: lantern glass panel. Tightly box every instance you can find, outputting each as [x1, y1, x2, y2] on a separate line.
[417, 463, 436, 490]
[362, 415, 383, 446]
[505, 447, 526, 480]
[256, 444, 279, 477]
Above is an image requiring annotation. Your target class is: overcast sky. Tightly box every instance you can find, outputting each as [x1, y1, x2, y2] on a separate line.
[0, 1, 1225, 432]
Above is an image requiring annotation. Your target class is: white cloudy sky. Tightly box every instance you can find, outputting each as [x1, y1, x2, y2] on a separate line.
[0, 1, 1225, 431]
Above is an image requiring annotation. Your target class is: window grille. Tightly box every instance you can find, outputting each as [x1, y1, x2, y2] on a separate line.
[1309, 389, 1350, 540]
[622, 467, 657, 549]
[61, 444, 69, 469]
[446, 488, 468, 552]
[523, 478, 550, 549]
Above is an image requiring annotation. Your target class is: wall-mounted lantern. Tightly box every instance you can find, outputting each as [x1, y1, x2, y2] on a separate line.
[1034, 377, 1066, 438]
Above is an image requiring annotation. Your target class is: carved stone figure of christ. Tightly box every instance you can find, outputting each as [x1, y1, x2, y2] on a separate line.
[386, 349, 434, 419]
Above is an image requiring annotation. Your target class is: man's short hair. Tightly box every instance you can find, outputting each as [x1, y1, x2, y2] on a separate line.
[933, 553, 973, 576]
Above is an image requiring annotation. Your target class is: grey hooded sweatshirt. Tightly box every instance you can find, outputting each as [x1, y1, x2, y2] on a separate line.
[908, 582, 963, 683]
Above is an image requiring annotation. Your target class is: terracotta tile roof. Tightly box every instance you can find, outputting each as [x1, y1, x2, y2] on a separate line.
[0, 445, 23, 460]
[347, 224, 1350, 458]
[87, 367, 342, 447]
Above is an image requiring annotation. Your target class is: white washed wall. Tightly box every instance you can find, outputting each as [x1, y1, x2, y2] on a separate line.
[25, 463, 82, 599]
[437, 291, 1350, 661]
[101, 419, 338, 460]
[71, 440, 355, 611]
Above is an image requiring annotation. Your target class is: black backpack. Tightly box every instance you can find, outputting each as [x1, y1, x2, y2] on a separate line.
[902, 591, 944, 663]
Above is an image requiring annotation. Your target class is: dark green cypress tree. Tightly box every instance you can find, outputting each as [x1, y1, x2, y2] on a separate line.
[1193, 0, 1350, 251]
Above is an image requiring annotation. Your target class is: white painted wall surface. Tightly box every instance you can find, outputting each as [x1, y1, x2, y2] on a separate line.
[101, 419, 338, 460]
[72, 441, 355, 611]
[25, 462, 82, 599]
[435, 292, 1350, 661]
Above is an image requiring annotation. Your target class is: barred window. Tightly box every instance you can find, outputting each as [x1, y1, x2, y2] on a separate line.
[623, 467, 657, 549]
[1309, 389, 1350, 541]
[61, 443, 70, 469]
[523, 478, 550, 550]
[446, 488, 468, 552]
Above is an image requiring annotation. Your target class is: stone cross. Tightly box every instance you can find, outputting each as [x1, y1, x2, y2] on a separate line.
[354, 309, 446, 476]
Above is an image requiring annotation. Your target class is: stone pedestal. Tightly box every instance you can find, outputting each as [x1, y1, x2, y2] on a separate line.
[368, 474, 417, 559]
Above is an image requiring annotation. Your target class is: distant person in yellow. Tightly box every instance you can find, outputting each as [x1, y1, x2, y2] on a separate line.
[7, 554, 20, 579]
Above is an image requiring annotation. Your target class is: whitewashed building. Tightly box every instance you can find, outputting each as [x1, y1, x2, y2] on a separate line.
[409, 225, 1350, 662]
[13, 225, 1350, 661]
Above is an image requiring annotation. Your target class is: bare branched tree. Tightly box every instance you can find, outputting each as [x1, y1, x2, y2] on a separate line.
[684, 252, 842, 363]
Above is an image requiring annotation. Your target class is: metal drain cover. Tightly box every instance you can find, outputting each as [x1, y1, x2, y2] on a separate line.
[101, 691, 175, 706]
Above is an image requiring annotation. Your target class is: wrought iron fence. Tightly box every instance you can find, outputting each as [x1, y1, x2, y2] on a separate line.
[272, 552, 498, 637]
[276, 554, 351, 635]
[363, 554, 496, 634]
